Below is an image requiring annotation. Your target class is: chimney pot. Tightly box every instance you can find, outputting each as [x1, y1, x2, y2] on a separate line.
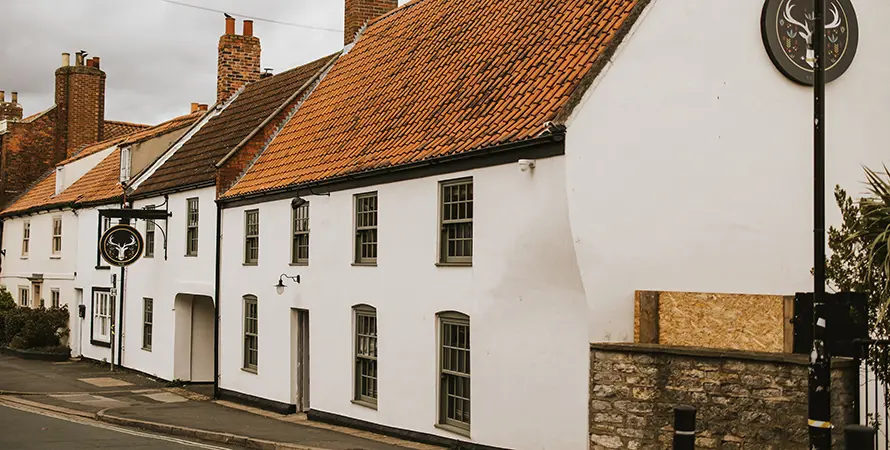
[11, 92, 17, 104]
[86, 58, 94, 68]
[191, 102, 200, 113]
[225, 17, 236, 35]
[75, 52, 84, 66]
[0, 91, 4, 102]
[92, 57, 100, 69]
[62, 53, 70, 67]
[199, 104, 208, 111]
[243, 20, 254, 37]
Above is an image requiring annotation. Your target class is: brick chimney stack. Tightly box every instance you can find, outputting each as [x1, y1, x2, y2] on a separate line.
[344, 0, 397, 45]
[217, 18, 261, 104]
[0, 90, 23, 122]
[54, 50, 106, 160]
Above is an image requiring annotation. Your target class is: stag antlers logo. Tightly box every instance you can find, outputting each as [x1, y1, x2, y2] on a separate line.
[761, 0, 858, 85]
[100, 225, 144, 267]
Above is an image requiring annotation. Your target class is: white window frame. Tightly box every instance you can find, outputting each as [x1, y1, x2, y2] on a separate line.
[21, 221, 30, 257]
[50, 289, 60, 309]
[243, 295, 258, 371]
[438, 178, 473, 265]
[120, 146, 131, 182]
[354, 192, 378, 265]
[144, 206, 156, 258]
[91, 288, 113, 345]
[186, 198, 199, 256]
[244, 210, 259, 265]
[437, 311, 471, 434]
[18, 286, 29, 307]
[51, 216, 62, 256]
[143, 298, 153, 351]
[353, 305, 378, 407]
[291, 203, 309, 265]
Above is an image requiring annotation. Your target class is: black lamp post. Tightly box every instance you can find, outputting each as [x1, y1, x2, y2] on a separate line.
[809, 0, 831, 447]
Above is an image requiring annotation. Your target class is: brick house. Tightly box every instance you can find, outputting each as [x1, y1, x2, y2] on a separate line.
[0, 53, 147, 209]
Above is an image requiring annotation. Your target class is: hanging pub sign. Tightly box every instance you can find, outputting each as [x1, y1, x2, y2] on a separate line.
[761, 0, 858, 85]
[99, 224, 144, 267]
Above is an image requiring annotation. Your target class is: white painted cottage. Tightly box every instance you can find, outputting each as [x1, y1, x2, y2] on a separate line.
[0, 112, 202, 359]
[212, 0, 890, 449]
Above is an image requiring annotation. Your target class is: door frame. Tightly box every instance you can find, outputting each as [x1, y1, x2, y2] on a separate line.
[292, 309, 310, 412]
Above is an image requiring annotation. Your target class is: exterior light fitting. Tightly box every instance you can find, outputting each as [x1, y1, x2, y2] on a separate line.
[275, 274, 301, 295]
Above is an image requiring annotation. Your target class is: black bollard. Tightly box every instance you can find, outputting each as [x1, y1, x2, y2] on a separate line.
[844, 425, 874, 450]
[673, 405, 696, 450]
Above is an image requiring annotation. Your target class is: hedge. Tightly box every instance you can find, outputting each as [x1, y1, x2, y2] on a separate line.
[0, 286, 70, 352]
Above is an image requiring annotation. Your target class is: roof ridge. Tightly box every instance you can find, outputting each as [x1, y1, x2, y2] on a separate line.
[105, 119, 151, 127]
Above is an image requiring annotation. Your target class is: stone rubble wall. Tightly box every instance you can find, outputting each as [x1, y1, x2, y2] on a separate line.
[589, 343, 857, 449]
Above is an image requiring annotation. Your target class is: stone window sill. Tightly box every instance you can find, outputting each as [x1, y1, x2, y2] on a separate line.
[350, 399, 378, 410]
[242, 367, 258, 375]
[435, 423, 471, 438]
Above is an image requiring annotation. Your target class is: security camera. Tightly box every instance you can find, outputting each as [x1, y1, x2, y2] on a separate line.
[518, 159, 536, 172]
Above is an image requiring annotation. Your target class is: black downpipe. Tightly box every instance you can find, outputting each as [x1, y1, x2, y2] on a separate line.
[213, 202, 222, 399]
[808, 0, 830, 448]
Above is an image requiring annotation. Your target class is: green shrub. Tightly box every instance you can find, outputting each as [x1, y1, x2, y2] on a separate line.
[2, 304, 69, 350]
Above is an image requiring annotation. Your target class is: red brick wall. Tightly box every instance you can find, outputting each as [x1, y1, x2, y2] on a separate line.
[55, 64, 106, 159]
[218, 33, 261, 104]
[0, 102, 23, 121]
[344, 0, 397, 45]
[0, 112, 56, 207]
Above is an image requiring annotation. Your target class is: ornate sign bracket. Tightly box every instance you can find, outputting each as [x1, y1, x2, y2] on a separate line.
[96, 195, 173, 268]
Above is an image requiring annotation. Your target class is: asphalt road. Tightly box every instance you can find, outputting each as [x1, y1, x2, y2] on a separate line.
[0, 403, 243, 449]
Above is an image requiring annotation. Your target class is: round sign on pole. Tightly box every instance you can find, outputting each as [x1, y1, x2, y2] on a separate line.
[761, 0, 859, 85]
[100, 224, 144, 267]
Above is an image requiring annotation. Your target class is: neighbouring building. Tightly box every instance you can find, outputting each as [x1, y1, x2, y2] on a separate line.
[0, 111, 203, 358]
[0, 52, 147, 208]
[118, 18, 338, 383]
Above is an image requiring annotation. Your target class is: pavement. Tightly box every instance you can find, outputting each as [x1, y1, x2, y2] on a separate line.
[0, 354, 440, 450]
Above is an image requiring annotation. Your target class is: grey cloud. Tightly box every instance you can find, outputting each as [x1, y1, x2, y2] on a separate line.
[0, 0, 371, 125]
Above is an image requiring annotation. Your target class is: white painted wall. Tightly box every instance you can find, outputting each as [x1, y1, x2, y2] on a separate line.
[59, 147, 116, 193]
[117, 187, 218, 381]
[1, 210, 79, 349]
[565, 0, 890, 342]
[219, 157, 588, 450]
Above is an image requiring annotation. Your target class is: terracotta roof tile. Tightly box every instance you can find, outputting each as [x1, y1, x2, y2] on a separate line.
[221, 0, 641, 198]
[60, 111, 204, 165]
[132, 54, 338, 197]
[104, 120, 151, 140]
[1, 112, 204, 216]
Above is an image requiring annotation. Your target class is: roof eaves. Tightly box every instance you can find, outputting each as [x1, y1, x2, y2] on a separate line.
[127, 97, 235, 193]
[553, 0, 652, 125]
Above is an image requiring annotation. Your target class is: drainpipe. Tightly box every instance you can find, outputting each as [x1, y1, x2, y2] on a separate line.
[213, 202, 222, 399]
[117, 265, 125, 367]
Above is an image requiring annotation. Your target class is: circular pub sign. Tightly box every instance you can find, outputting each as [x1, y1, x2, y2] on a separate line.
[100, 224, 144, 267]
[761, 0, 859, 85]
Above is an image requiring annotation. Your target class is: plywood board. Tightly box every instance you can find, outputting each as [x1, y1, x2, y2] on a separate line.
[658, 291, 785, 353]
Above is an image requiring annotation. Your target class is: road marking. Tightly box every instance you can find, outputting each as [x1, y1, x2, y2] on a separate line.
[0, 399, 231, 449]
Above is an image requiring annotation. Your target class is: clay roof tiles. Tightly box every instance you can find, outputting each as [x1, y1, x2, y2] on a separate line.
[221, 0, 643, 198]
[104, 120, 151, 140]
[131, 53, 338, 197]
[1, 112, 204, 216]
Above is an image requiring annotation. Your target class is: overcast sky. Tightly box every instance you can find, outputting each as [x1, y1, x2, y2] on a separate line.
[1, 0, 405, 125]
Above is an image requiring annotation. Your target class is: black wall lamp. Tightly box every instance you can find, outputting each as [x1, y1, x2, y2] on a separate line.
[275, 274, 301, 295]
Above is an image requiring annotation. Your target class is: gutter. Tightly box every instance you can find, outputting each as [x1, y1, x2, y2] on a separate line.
[215, 53, 341, 169]
[127, 180, 216, 202]
[218, 132, 565, 207]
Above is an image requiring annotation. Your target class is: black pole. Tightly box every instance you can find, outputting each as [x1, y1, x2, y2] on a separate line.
[809, 0, 831, 447]
[673, 405, 696, 450]
[845, 425, 875, 450]
[212, 202, 222, 400]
